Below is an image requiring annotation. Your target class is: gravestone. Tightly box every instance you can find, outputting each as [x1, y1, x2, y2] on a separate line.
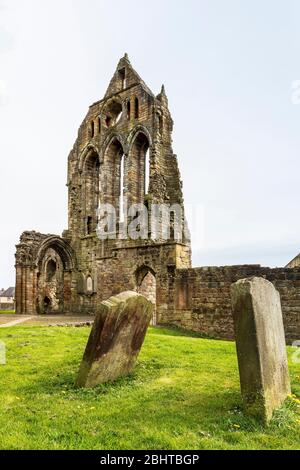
[231, 277, 291, 424]
[76, 291, 154, 388]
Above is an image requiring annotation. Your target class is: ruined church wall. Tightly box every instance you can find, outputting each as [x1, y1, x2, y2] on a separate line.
[164, 265, 300, 343]
[76, 241, 191, 319]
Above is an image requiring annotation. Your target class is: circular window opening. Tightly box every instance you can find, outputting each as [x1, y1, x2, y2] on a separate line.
[104, 100, 123, 128]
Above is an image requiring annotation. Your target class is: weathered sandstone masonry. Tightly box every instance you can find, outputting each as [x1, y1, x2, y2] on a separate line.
[15, 55, 191, 323]
[15, 55, 300, 342]
[167, 265, 300, 343]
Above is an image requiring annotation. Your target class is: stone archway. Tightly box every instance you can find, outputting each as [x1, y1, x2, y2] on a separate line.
[36, 236, 76, 315]
[136, 266, 157, 325]
[38, 248, 64, 314]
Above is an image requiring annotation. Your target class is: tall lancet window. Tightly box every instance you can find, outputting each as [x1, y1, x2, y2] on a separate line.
[129, 132, 150, 204]
[135, 97, 139, 119]
[145, 148, 150, 195]
[84, 149, 100, 235]
[119, 154, 125, 223]
[103, 138, 125, 226]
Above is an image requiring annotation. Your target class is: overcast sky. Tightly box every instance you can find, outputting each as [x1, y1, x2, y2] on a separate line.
[1, 0, 300, 288]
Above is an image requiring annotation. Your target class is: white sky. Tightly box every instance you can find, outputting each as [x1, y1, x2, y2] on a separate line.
[1, 0, 300, 288]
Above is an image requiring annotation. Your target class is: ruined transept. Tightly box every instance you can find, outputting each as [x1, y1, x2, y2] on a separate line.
[15, 55, 191, 322]
[15, 55, 300, 342]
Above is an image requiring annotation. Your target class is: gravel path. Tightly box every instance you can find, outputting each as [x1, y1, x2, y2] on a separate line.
[0, 315, 94, 327]
[0, 316, 33, 328]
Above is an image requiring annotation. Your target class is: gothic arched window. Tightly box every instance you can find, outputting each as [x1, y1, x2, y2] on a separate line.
[129, 132, 150, 203]
[84, 150, 100, 235]
[135, 97, 139, 119]
[86, 276, 93, 294]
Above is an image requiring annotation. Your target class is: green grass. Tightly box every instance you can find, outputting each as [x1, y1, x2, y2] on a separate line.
[0, 310, 15, 314]
[0, 326, 299, 450]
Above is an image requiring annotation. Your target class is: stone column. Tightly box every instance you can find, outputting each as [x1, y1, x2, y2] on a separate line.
[15, 266, 23, 314]
[25, 267, 35, 314]
[63, 271, 72, 313]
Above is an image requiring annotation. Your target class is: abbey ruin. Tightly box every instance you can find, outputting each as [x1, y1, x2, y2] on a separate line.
[15, 55, 300, 342]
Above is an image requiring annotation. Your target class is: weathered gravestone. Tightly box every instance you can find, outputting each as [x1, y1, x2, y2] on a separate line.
[231, 277, 291, 424]
[76, 291, 154, 388]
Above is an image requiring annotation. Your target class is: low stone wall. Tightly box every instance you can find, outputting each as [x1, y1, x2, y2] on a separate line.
[164, 265, 300, 343]
[0, 303, 15, 311]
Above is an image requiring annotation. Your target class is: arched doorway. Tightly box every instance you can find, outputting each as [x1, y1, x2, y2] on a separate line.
[136, 266, 157, 325]
[36, 236, 76, 315]
[38, 250, 64, 314]
[43, 296, 51, 314]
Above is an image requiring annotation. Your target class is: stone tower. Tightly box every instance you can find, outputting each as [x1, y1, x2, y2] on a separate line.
[15, 55, 191, 322]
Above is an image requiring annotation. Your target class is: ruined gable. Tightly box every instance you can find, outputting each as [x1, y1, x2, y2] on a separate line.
[15, 55, 191, 321]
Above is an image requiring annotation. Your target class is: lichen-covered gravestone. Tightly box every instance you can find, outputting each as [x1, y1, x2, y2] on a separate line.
[76, 291, 154, 388]
[231, 277, 291, 424]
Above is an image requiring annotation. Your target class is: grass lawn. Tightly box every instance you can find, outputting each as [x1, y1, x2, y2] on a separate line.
[0, 325, 299, 450]
[0, 310, 15, 314]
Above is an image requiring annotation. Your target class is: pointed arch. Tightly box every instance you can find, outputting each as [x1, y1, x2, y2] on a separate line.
[103, 137, 125, 222]
[127, 125, 152, 149]
[128, 130, 150, 203]
[135, 265, 157, 325]
[78, 144, 101, 174]
[83, 148, 101, 235]
[101, 132, 125, 156]
[35, 236, 76, 315]
[36, 236, 76, 272]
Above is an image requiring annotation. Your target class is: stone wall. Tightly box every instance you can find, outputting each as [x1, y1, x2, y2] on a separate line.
[15, 56, 191, 317]
[0, 303, 15, 311]
[164, 265, 300, 343]
[15, 54, 300, 346]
